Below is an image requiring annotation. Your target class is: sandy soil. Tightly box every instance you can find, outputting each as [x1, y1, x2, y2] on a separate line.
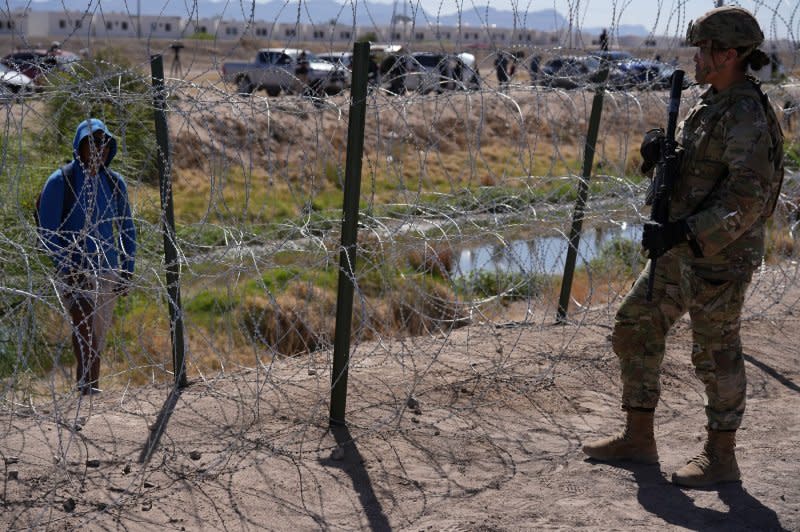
[1, 39, 798, 531]
[1, 261, 798, 531]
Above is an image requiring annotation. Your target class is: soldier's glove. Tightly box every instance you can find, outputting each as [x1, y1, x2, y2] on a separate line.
[640, 128, 665, 174]
[641, 220, 689, 259]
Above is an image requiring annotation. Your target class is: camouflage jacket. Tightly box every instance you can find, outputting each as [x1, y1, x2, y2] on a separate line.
[670, 78, 784, 280]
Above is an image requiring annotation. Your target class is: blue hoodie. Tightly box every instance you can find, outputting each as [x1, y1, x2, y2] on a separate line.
[38, 118, 136, 277]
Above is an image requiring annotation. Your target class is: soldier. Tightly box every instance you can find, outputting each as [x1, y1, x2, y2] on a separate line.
[582, 6, 784, 488]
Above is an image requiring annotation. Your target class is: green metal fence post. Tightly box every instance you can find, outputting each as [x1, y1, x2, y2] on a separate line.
[151, 54, 187, 388]
[556, 67, 610, 323]
[329, 42, 370, 426]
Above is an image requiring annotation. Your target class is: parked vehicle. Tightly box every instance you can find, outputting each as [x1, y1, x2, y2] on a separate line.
[535, 56, 609, 89]
[377, 52, 408, 94]
[0, 63, 33, 96]
[2, 48, 79, 87]
[404, 52, 455, 93]
[221, 48, 350, 96]
[612, 59, 677, 90]
[377, 49, 478, 95]
[317, 52, 354, 70]
[317, 51, 357, 89]
[589, 50, 634, 63]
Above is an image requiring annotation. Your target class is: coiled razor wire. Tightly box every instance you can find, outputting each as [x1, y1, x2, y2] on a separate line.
[0, 1, 798, 529]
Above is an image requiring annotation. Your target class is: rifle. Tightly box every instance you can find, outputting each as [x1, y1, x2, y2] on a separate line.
[646, 69, 685, 301]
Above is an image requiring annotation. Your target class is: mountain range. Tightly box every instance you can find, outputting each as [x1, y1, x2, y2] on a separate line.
[9, 1, 651, 36]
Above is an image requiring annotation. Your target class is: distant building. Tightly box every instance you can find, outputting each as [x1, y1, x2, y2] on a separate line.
[94, 12, 137, 38]
[24, 10, 92, 40]
[0, 11, 25, 36]
[216, 19, 246, 40]
[247, 20, 275, 40]
[138, 15, 182, 39]
[185, 17, 216, 36]
[0, 7, 722, 52]
[92, 13, 181, 39]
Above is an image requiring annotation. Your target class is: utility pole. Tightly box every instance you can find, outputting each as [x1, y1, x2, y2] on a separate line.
[137, 0, 141, 39]
[390, 0, 396, 42]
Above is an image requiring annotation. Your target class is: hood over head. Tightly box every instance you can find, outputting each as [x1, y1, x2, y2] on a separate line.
[73, 118, 117, 167]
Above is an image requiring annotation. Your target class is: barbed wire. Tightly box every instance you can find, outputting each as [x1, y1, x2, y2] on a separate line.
[0, 1, 798, 528]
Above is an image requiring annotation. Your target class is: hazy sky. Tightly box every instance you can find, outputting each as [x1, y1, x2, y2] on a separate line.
[360, 0, 797, 39]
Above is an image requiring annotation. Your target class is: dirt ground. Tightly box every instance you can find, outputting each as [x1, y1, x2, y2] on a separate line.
[1, 261, 798, 531]
[1, 38, 799, 531]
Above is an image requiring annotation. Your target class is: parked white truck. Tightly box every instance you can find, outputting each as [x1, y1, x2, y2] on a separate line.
[222, 48, 350, 96]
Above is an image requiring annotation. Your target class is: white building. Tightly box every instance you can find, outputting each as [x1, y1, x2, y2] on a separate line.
[184, 17, 216, 36]
[307, 24, 332, 43]
[3, 8, 575, 50]
[0, 11, 25, 36]
[275, 22, 300, 42]
[137, 14, 182, 39]
[246, 20, 275, 40]
[216, 19, 246, 40]
[487, 26, 511, 45]
[93, 12, 136, 38]
[24, 10, 92, 40]
[329, 24, 354, 43]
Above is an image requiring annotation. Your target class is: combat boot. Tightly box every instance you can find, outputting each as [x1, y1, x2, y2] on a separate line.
[582, 409, 659, 464]
[672, 429, 740, 488]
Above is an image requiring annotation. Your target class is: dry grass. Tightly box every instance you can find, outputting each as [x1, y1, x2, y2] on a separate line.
[234, 275, 467, 361]
[407, 241, 455, 278]
[389, 279, 470, 336]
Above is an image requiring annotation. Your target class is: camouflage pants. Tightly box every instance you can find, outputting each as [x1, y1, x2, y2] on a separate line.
[612, 251, 749, 430]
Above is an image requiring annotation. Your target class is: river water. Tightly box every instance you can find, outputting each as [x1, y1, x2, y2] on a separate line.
[455, 222, 642, 277]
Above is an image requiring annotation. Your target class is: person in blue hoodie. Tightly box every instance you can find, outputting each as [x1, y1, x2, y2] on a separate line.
[38, 118, 136, 395]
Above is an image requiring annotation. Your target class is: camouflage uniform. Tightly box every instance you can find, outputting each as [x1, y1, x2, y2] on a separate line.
[613, 79, 784, 430]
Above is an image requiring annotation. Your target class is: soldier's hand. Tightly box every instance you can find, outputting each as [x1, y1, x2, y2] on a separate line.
[642, 220, 688, 259]
[640, 128, 665, 174]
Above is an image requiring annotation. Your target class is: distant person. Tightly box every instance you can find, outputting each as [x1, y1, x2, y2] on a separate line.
[170, 41, 185, 77]
[495, 51, 510, 89]
[529, 54, 541, 84]
[510, 51, 523, 77]
[386, 54, 407, 95]
[436, 56, 451, 92]
[295, 51, 310, 90]
[769, 46, 782, 80]
[38, 119, 137, 396]
[599, 28, 609, 51]
[295, 51, 322, 103]
[367, 54, 379, 87]
[452, 56, 464, 88]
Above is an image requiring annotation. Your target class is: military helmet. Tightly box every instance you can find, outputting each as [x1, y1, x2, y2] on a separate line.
[686, 6, 764, 49]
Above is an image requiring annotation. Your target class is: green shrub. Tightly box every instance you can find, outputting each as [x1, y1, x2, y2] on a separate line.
[43, 49, 159, 184]
[456, 270, 544, 301]
[0, 303, 66, 379]
[185, 290, 238, 315]
[358, 32, 378, 43]
[786, 140, 799, 170]
[189, 32, 216, 41]
[588, 236, 644, 274]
